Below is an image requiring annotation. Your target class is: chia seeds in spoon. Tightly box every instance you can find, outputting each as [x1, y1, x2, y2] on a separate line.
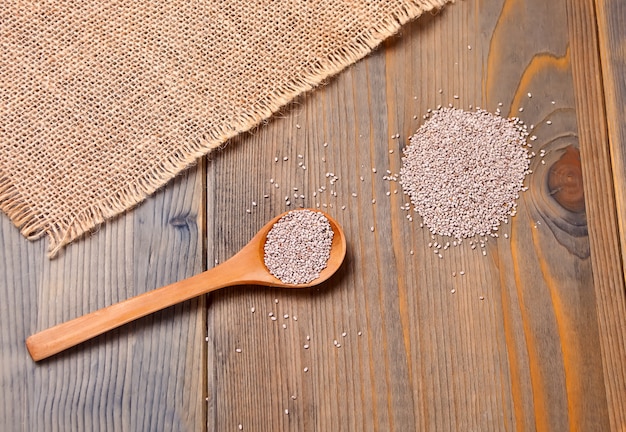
[264, 210, 334, 284]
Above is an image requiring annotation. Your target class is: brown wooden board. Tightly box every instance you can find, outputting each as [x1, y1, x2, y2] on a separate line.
[1, 0, 624, 431]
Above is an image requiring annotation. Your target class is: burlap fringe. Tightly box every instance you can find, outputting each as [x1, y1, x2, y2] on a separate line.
[1, 0, 449, 258]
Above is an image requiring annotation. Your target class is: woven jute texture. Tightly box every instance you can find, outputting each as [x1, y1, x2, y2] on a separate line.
[1, 0, 448, 257]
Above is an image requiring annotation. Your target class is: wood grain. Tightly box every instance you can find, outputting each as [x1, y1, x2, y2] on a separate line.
[1, 0, 624, 431]
[567, 0, 626, 429]
[0, 166, 206, 431]
[204, 0, 618, 430]
[595, 0, 626, 279]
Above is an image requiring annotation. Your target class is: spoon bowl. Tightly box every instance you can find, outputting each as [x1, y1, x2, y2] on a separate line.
[26, 209, 346, 361]
[226, 208, 346, 288]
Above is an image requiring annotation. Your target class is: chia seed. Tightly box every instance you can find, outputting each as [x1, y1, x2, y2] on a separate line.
[264, 210, 334, 284]
[400, 107, 530, 240]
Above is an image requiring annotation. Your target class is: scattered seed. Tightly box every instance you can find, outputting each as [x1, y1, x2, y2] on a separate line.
[235, 348, 242, 353]
[546, 120, 552, 125]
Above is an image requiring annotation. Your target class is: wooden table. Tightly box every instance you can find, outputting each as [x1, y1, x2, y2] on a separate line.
[2, 0, 625, 430]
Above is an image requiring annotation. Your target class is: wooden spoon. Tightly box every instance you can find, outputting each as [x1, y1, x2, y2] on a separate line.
[26, 209, 346, 361]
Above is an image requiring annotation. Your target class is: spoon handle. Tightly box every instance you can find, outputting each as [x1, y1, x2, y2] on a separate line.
[26, 261, 246, 362]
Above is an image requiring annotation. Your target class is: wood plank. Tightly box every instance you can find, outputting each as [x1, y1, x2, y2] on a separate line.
[206, 0, 616, 429]
[484, 2, 612, 430]
[567, 0, 626, 429]
[595, 0, 626, 281]
[0, 166, 206, 431]
[0, 204, 43, 432]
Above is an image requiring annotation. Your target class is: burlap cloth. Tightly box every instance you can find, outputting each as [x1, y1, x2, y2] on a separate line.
[1, 0, 448, 257]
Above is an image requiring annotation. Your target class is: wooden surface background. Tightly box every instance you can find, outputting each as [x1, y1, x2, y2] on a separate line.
[1, 0, 625, 430]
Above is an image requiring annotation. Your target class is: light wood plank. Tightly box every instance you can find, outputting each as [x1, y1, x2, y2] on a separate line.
[0, 206, 43, 432]
[0, 166, 206, 431]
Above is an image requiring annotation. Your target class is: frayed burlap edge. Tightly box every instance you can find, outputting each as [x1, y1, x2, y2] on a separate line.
[1, 0, 450, 258]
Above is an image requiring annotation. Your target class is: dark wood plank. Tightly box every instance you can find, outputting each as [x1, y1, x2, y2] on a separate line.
[595, 0, 626, 279]
[0, 166, 206, 431]
[567, 0, 626, 429]
[206, 0, 617, 430]
[483, 1, 612, 430]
